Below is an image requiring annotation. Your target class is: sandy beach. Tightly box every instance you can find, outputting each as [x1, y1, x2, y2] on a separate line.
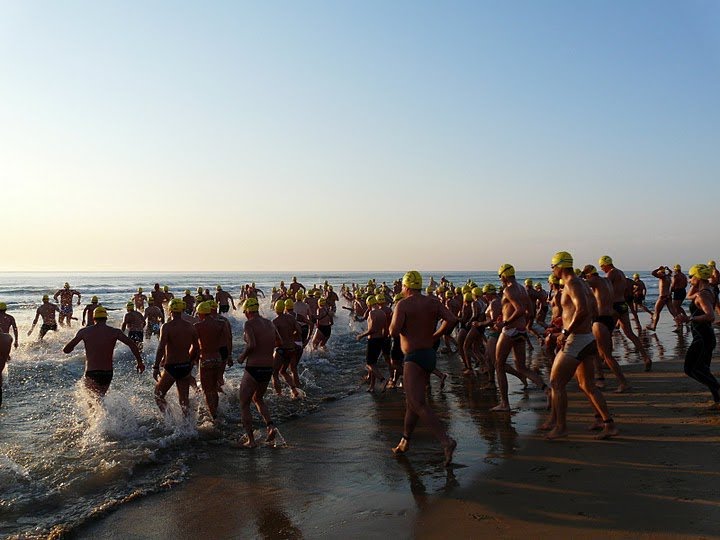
[70, 344, 720, 540]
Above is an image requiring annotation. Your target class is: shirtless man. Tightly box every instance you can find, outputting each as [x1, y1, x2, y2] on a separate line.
[133, 288, 147, 311]
[582, 265, 629, 393]
[491, 264, 548, 412]
[534, 282, 549, 328]
[150, 284, 165, 314]
[292, 291, 312, 349]
[598, 256, 652, 371]
[144, 300, 165, 340]
[153, 299, 200, 416]
[0, 331, 13, 407]
[272, 300, 302, 398]
[389, 271, 457, 466]
[708, 260, 720, 319]
[194, 301, 230, 420]
[544, 252, 617, 440]
[455, 292, 475, 375]
[631, 274, 652, 316]
[670, 265, 688, 330]
[237, 298, 279, 448]
[82, 296, 100, 327]
[122, 302, 146, 353]
[28, 295, 60, 340]
[357, 296, 388, 392]
[0, 302, 19, 350]
[647, 265, 675, 331]
[182, 290, 196, 315]
[463, 287, 487, 374]
[312, 298, 333, 350]
[214, 286, 236, 314]
[288, 276, 306, 296]
[54, 282, 81, 327]
[63, 306, 144, 396]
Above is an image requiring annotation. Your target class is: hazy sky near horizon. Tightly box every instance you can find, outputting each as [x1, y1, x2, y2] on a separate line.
[1, 1, 719, 272]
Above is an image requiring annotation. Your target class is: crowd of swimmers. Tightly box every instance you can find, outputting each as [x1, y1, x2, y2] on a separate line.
[1, 257, 719, 464]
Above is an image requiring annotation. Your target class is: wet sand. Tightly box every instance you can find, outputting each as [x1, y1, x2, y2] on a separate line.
[74, 350, 720, 539]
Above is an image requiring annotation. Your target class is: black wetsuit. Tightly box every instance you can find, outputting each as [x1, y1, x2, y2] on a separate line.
[684, 290, 719, 403]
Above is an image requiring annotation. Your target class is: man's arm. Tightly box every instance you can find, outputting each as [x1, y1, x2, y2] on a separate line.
[121, 314, 128, 333]
[62, 330, 84, 354]
[75, 291, 82, 305]
[153, 326, 167, 380]
[238, 326, 255, 363]
[190, 327, 200, 364]
[10, 317, 18, 347]
[82, 305, 90, 325]
[389, 303, 405, 338]
[433, 302, 458, 339]
[53, 290, 60, 301]
[28, 309, 41, 336]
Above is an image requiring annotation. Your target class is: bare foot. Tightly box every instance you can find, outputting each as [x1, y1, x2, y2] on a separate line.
[490, 403, 511, 412]
[588, 418, 603, 431]
[462, 368, 474, 377]
[539, 420, 555, 431]
[443, 438, 457, 467]
[595, 422, 619, 439]
[615, 383, 630, 393]
[545, 427, 568, 440]
[380, 378, 390, 393]
[392, 437, 409, 455]
[266, 427, 277, 443]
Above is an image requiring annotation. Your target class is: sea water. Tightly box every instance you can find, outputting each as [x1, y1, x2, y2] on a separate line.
[0, 270, 672, 537]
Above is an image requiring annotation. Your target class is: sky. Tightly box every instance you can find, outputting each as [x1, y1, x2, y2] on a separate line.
[1, 1, 719, 272]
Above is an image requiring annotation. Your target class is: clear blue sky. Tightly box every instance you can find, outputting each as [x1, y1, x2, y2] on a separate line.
[1, 1, 718, 272]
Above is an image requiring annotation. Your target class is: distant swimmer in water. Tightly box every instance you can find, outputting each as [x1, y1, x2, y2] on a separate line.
[288, 276, 306, 296]
[122, 302, 146, 353]
[53, 282, 81, 328]
[598, 256, 652, 371]
[214, 285, 236, 314]
[542, 252, 617, 440]
[62, 306, 145, 397]
[194, 301, 230, 420]
[153, 299, 199, 416]
[674, 264, 719, 409]
[237, 298, 278, 448]
[389, 271, 457, 467]
[27, 295, 60, 340]
[0, 302, 19, 350]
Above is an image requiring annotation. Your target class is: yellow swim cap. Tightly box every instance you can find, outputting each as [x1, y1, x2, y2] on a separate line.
[498, 264, 515, 278]
[582, 265, 598, 276]
[64, 282, 70, 289]
[314, 290, 322, 298]
[534, 282, 542, 289]
[318, 298, 327, 306]
[284, 299, 294, 310]
[208, 301, 219, 311]
[708, 260, 716, 268]
[402, 270, 423, 290]
[42, 295, 49, 301]
[598, 255, 613, 267]
[461, 285, 471, 294]
[674, 264, 681, 271]
[393, 293, 405, 302]
[472, 287, 483, 297]
[633, 273, 640, 279]
[243, 298, 259, 312]
[216, 285, 222, 291]
[138, 287, 143, 293]
[0, 302, 6, 311]
[376, 294, 386, 303]
[184, 289, 191, 295]
[524, 279, 533, 286]
[91, 296, 98, 303]
[366, 296, 377, 307]
[455, 287, 462, 294]
[126, 302, 134, 311]
[689, 264, 712, 280]
[445, 291, 453, 299]
[274, 300, 286, 313]
[551, 251, 574, 269]
[197, 287, 203, 293]
[426, 286, 435, 294]
[93, 306, 108, 319]
[169, 299, 186, 313]
[548, 275, 560, 285]
[296, 290, 305, 299]
[163, 285, 169, 292]
[482, 284, 496, 294]
[463, 292, 473, 302]
[197, 301, 212, 315]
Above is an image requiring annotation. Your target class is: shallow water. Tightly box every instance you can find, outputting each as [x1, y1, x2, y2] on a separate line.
[0, 270, 690, 537]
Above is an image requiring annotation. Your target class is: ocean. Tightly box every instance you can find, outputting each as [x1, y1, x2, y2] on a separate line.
[0, 270, 676, 538]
